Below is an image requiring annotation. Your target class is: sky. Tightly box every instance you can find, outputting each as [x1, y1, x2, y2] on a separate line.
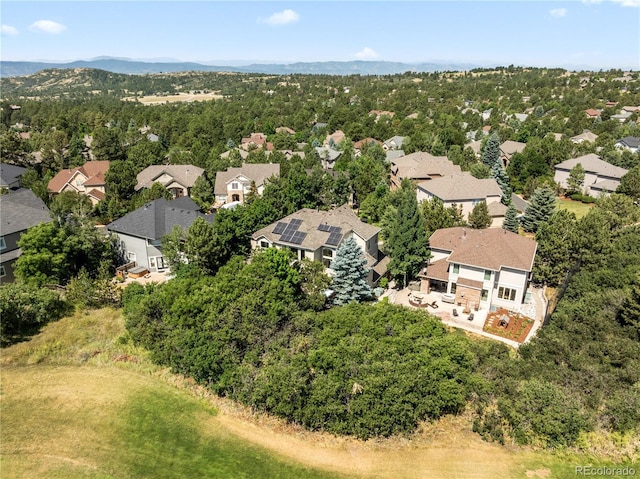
[1, 1, 639, 70]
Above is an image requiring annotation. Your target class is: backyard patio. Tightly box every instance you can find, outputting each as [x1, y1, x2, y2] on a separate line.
[483, 308, 535, 344]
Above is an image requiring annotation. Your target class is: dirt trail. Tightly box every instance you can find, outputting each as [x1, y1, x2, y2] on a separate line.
[214, 409, 517, 478]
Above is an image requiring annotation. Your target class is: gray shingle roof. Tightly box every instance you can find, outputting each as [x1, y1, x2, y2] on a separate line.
[0, 163, 27, 188]
[106, 197, 213, 240]
[252, 204, 380, 251]
[510, 194, 530, 213]
[0, 188, 51, 236]
[135, 164, 204, 191]
[616, 136, 640, 149]
[417, 173, 502, 201]
[555, 154, 628, 179]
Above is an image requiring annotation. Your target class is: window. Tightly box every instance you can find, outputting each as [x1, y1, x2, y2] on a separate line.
[481, 289, 489, 301]
[484, 270, 491, 281]
[322, 248, 334, 268]
[452, 264, 460, 274]
[260, 241, 269, 249]
[156, 256, 166, 270]
[451, 283, 457, 294]
[231, 182, 240, 190]
[0, 265, 5, 278]
[498, 287, 517, 301]
[0, 237, 5, 251]
[149, 257, 156, 269]
[127, 252, 136, 262]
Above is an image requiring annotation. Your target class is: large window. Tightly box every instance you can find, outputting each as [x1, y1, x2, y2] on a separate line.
[451, 283, 457, 294]
[260, 240, 269, 249]
[322, 248, 334, 268]
[498, 286, 517, 301]
[231, 182, 240, 190]
[452, 264, 460, 274]
[481, 289, 489, 301]
[484, 270, 491, 281]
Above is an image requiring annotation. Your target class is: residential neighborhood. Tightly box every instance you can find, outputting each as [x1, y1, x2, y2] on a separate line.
[2, 60, 639, 475]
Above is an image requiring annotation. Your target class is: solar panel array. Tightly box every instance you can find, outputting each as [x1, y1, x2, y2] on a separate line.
[326, 226, 343, 246]
[272, 222, 287, 234]
[318, 223, 331, 232]
[278, 219, 307, 245]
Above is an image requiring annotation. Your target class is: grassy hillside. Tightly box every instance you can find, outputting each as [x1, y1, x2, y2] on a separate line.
[1, 308, 635, 479]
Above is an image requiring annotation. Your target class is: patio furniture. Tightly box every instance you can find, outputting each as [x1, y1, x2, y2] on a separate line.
[468, 313, 475, 321]
[441, 293, 456, 304]
[452, 308, 459, 317]
[427, 301, 438, 309]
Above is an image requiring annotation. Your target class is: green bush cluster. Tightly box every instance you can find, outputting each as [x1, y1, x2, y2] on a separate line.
[123, 248, 478, 439]
[570, 193, 597, 204]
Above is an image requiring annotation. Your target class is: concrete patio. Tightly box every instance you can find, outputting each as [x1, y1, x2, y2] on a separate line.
[381, 286, 545, 349]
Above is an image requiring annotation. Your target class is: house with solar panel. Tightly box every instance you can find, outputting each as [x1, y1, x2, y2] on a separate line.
[251, 204, 388, 286]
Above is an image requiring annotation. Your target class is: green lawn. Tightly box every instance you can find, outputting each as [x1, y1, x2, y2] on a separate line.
[557, 198, 595, 219]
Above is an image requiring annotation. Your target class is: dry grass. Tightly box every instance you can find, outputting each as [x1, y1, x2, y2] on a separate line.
[122, 91, 223, 105]
[1, 308, 635, 479]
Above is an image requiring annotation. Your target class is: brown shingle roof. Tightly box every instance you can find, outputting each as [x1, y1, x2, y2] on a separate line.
[214, 163, 280, 196]
[423, 258, 449, 281]
[47, 160, 110, 193]
[391, 152, 460, 180]
[429, 227, 537, 272]
[417, 173, 502, 202]
[135, 164, 204, 191]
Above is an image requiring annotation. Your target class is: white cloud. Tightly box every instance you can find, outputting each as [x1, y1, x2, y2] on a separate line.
[1, 24, 19, 36]
[549, 8, 567, 17]
[258, 9, 300, 26]
[28, 20, 67, 34]
[610, 0, 640, 6]
[583, 0, 639, 5]
[355, 47, 379, 60]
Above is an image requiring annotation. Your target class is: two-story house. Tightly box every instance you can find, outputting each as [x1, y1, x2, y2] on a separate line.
[135, 164, 204, 198]
[106, 197, 214, 274]
[420, 227, 537, 312]
[416, 172, 504, 226]
[0, 189, 52, 283]
[390, 152, 461, 190]
[251, 204, 387, 286]
[214, 163, 280, 206]
[554, 154, 628, 197]
[47, 160, 110, 205]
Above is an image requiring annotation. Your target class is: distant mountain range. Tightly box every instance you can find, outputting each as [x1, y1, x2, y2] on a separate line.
[0, 58, 482, 77]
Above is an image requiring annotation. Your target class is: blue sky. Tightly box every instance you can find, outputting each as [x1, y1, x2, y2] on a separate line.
[1, 1, 639, 69]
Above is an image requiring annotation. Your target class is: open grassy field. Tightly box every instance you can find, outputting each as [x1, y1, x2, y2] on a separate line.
[122, 91, 223, 105]
[556, 198, 595, 219]
[1, 308, 636, 479]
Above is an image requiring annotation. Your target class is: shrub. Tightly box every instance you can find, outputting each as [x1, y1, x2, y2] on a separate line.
[0, 283, 68, 344]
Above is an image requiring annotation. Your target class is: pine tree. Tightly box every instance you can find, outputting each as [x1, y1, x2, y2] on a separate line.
[566, 163, 586, 195]
[482, 133, 501, 167]
[521, 187, 557, 233]
[330, 235, 372, 305]
[491, 162, 512, 205]
[468, 201, 492, 229]
[502, 204, 519, 233]
[533, 209, 577, 286]
[384, 179, 429, 287]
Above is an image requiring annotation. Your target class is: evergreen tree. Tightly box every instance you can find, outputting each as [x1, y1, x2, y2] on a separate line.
[617, 165, 640, 201]
[470, 163, 492, 179]
[185, 217, 218, 275]
[191, 174, 215, 209]
[533, 209, 577, 286]
[420, 197, 465, 235]
[330, 235, 373, 305]
[384, 179, 429, 287]
[502, 204, 519, 233]
[481, 133, 501, 167]
[566, 163, 586, 195]
[491, 162, 512, 205]
[468, 201, 492, 229]
[521, 187, 557, 233]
